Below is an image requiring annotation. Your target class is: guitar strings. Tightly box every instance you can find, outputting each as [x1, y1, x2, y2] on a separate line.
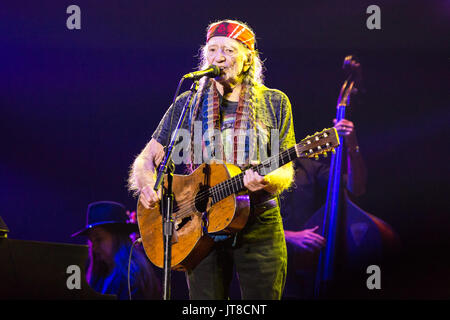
[169, 147, 299, 220]
[170, 167, 255, 220]
[171, 172, 244, 220]
[170, 145, 307, 221]
[172, 145, 305, 220]
[169, 134, 332, 220]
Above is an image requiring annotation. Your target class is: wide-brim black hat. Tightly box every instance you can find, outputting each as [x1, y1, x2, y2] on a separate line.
[71, 201, 139, 237]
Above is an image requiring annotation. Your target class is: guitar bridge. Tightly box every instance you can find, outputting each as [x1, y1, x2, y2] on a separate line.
[175, 215, 192, 231]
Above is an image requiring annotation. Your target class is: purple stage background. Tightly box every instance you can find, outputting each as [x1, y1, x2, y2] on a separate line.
[1, 1, 449, 299]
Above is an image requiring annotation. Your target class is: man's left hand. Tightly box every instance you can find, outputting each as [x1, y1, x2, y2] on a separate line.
[243, 169, 268, 192]
[333, 118, 358, 148]
[333, 118, 355, 136]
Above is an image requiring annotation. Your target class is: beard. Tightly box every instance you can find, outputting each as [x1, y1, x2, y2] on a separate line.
[89, 253, 113, 279]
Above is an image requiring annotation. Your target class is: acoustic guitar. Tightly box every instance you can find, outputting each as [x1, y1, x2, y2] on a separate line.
[137, 128, 340, 271]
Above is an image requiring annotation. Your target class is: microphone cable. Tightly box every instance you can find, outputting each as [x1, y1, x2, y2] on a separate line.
[128, 237, 142, 300]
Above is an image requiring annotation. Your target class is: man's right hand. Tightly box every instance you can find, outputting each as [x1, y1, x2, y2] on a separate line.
[130, 138, 165, 209]
[140, 183, 161, 209]
[285, 226, 326, 253]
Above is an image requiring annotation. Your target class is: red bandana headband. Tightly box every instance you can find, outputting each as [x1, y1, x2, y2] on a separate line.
[206, 21, 255, 51]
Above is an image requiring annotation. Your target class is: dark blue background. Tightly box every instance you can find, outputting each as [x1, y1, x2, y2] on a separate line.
[1, 1, 448, 298]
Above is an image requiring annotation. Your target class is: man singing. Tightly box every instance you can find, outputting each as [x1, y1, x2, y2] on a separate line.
[129, 19, 296, 299]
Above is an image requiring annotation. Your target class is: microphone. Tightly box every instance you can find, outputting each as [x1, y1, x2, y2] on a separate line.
[183, 65, 221, 80]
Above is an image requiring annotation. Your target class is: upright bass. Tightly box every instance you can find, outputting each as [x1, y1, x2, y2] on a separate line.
[304, 55, 398, 298]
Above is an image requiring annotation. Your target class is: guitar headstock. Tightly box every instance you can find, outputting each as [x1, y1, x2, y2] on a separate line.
[296, 128, 340, 159]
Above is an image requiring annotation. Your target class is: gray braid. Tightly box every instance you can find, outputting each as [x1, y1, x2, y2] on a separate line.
[188, 77, 210, 172]
[242, 63, 259, 165]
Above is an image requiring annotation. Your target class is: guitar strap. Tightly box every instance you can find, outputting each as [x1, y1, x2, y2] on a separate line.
[201, 211, 209, 236]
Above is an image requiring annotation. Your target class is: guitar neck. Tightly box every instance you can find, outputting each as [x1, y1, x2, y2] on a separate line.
[209, 128, 338, 205]
[209, 145, 298, 205]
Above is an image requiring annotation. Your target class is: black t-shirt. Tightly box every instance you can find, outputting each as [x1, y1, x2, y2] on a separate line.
[219, 97, 238, 163]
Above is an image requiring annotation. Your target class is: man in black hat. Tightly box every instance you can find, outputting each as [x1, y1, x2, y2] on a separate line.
[72, 201, 161, 300]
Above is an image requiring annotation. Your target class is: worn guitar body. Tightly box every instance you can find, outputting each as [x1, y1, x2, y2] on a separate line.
[137, 162, 250, 271]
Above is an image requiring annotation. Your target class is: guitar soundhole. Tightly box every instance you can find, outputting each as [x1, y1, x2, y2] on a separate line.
[194, 185, 210, 213]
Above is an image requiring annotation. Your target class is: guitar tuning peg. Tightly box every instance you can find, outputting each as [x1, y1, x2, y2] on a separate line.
[331, 148, 336, 154]
[322, 152, 328, 158]
[314, 154, 319, 160]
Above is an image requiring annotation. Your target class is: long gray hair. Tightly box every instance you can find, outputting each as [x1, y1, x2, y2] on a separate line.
[188, 20, 266, 170]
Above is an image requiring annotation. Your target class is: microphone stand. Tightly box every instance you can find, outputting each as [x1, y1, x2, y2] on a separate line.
[154, 78, 199, 300]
